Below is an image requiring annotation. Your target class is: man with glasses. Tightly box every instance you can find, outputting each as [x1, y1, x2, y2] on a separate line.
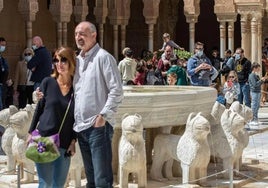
[233, 47, 251, 107]
[187, 41, 218, 86]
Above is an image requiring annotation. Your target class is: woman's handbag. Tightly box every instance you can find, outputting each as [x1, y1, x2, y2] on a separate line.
[26, 94, 73, 163]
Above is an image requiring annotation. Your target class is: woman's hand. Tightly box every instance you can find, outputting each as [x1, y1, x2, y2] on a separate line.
[66, 139, 76, 157]
[25, 134, 32, 146]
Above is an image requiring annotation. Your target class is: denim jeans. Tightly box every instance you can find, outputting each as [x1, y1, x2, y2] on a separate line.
[238, 82, 251, 107]
[250, 91, 261, 121]
[35, 148, 71, 188]
[78, 122, 113, 188]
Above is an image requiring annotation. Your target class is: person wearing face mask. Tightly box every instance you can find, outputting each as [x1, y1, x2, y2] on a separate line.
[0, 37, 9, 110]
[187, 41, 217, 86]
[14, 48, 35, 108]
[233, 47, 252, 107]
[27, 36, 53, 90]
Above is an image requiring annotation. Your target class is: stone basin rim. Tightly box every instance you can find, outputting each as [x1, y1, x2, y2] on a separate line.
[123, 85, 216, 96]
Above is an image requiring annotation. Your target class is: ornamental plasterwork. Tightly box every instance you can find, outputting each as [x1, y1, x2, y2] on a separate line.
[237, 5, 263, 20]
[214, 0, 236, 14]
[183, 0, 200, 16]
[73, 0, 88, 22]
[18, 0, 39, 21]
[49, 0, 73, 22]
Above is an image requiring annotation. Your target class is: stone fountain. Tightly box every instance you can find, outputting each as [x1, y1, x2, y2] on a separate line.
[112, 85, 218, 184]
[115, 85, 217, 128]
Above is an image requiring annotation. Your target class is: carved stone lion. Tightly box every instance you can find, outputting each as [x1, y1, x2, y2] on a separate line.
[119, 114, 146, 188]
[229, 101, 252, 171]
[9, 104, 36, 183]
[220, 109, 245, 178]
[150, 112, 210, 185]
[0, 105, 18, 174]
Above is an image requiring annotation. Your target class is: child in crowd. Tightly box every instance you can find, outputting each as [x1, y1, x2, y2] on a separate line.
[133, 60, 146, 85]
[248, 62, 268, 125]
[222, 71, 240, 106]
[167, 72, 177, 85]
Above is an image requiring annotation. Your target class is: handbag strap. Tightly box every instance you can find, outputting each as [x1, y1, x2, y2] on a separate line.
[58, 93, 73, 134]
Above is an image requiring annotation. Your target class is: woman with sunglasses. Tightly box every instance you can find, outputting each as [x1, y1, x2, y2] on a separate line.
[222, 70, 240, 106]
[27, 46, 77, 188]
[14, 48, 35, 108]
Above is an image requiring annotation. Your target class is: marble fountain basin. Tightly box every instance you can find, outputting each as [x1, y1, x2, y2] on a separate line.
[115, 85, 217, 128]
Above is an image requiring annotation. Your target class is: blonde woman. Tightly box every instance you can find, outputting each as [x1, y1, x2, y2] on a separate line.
[222, 70, 240, 105]
[14, 48, 34, 108]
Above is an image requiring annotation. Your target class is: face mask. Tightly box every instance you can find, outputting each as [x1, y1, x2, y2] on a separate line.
[32, 45, 38, 50]
[196, 50, 203, 57]
[235, 54, 241, 61]
[0, 46, 6, 53]
[24, 55, 32, 62]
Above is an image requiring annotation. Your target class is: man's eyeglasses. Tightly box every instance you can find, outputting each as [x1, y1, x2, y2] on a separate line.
[53, 57, 68, 64]
[24, 53, 32, 56]
[195, 48, 203, 50]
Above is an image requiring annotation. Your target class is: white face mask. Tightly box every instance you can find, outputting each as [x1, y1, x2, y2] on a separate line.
[32, 45, 38, 50]
[196, 50, 203, 57]
[24, 55, 33, 62]
[0, 46, 6, 53]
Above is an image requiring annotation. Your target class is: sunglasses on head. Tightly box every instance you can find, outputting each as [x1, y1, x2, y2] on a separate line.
[24, 53, 32, 56]
[53, 57, 68, 64]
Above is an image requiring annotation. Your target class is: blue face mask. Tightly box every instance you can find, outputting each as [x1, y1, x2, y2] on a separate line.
[235, 54, 241, 61]
[0, 46, 6, 53]
[196, 50, 203, 57]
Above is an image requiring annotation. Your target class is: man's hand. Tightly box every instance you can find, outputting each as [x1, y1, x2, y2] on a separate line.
[94, 114, 106, 128]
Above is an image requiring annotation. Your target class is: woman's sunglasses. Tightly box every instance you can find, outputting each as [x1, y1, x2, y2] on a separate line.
[24, 53, 32, 56]
[228, 76, 235, 78]
[53, 57, 68, 64]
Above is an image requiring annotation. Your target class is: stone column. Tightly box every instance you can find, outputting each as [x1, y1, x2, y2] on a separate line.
[26, 21, 33, 48]
[258, 19, 262, 63]
[94, 0, 108, 47]
[62, 22, 68, 47]
[73, 0, 88, 22]
[219, 21, 226, 58]
[121, 24, 126, 51]
[49, 0, 72, 48]
[189, 22, 196, 53]
[251, 17, 258, 63]
[148, 24, 154, 52]
[250, 11, 263, 63]
[240, 14, 251, 59]
[143, 0, 160, 52]
[113, 25, 119, 60]
[108, 0, 131, 60]
[18, 0, 39, 48]
[57, 22, 63, 47]
[98, 24, 104, 47]
[185, 16, 198, 53]
[0, 0, 3, 12]
[184, 0, 200, 53]
[228, 21, 235, 52]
